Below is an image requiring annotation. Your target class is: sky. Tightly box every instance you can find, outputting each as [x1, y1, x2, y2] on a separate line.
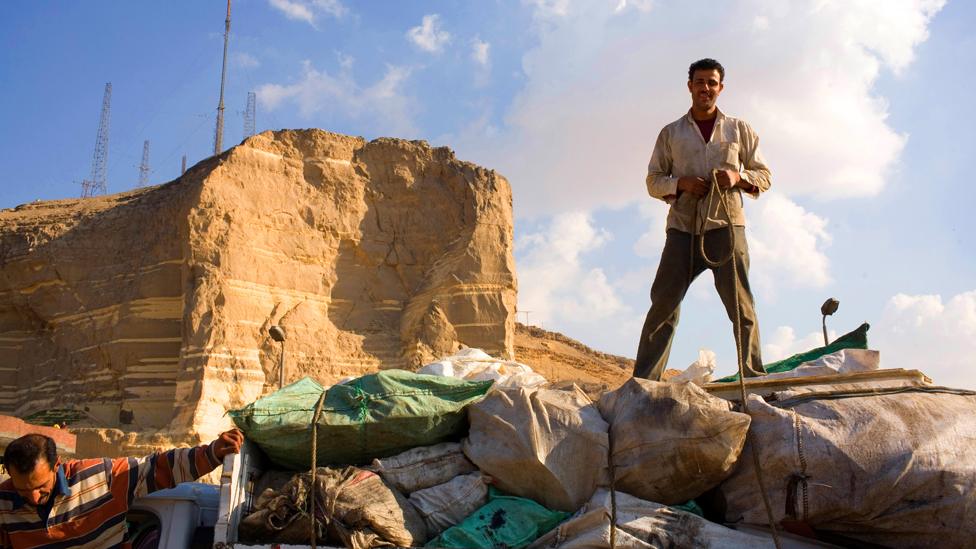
[1, 0, 974, 388]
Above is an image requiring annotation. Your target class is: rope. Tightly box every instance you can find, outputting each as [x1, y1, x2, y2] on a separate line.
[692, 170, 783, 549]
[309, 391, 327, 549]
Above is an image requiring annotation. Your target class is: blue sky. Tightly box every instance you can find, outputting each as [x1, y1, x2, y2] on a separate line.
[2, 1, 973, 388]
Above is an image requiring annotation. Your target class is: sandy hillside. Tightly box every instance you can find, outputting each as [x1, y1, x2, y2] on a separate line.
[514, 323, 633, 393]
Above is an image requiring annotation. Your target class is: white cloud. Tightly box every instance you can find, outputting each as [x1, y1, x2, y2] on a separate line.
[407, 14, 451, 53]
[632, 200, 667, 259]
[875, 290, 976, 389]
[748, 194, 832, 293]
[454, 1, 944, 217]
[268, 0, 347, 27]
[471, 38, 490, 66]
[614, 0, 653, 14]
[233, 52, 261, 69]
[256, 60, 416, 136]
[516, 212, 622, 323]
[525, 0, 571, 19]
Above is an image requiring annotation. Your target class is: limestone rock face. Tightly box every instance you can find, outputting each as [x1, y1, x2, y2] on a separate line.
[0, 129, 517, 446]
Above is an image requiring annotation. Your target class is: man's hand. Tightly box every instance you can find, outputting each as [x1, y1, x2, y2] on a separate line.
[715, 169, 741, 190]
[210, 429, 244, 459]
[676, 176, 709, 198]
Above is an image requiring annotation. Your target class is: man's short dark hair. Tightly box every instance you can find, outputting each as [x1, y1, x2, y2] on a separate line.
[688, 58, 725, 82]
[3, 434, 57, 475]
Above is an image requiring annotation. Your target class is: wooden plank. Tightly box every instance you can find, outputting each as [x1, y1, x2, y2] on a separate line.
[703, 368, 931, 401]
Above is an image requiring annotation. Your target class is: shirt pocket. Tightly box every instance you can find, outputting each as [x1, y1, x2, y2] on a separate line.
[718, 142, 740, 169]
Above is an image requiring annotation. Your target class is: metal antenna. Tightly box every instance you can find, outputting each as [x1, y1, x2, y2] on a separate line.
[213, 0, 232, 156]
[138, 140, 151, 187]
[81, 82, 112, 197]
[243, 91, 256, 138]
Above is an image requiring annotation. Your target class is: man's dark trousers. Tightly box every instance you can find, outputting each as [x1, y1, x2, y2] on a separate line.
[634, 226, 765, 380]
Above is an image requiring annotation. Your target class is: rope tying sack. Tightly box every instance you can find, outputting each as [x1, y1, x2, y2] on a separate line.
[309, 391, 327, 549]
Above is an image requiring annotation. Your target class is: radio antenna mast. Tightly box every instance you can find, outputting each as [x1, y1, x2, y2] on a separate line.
[213, 0, 232, 156]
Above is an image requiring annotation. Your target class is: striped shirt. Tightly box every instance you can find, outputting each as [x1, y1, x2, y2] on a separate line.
[0, 445, 221, 548]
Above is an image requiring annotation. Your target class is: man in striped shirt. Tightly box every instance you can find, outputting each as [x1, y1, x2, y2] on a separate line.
[0, 429, 243, 548]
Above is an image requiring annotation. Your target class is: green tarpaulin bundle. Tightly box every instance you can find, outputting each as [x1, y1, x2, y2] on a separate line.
[425, 488, 570, 549]
[228, 370, 493, 470]
[716, 322, 870, 383]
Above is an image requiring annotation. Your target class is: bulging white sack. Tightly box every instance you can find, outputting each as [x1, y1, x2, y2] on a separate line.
[372, 441, 477, 494]
[719, 387, 976, 548]
[598, 378, 751, 505]
[408, 472, 489, 536]
[462, 386, 609, 512]
[419, 347, 549, 389]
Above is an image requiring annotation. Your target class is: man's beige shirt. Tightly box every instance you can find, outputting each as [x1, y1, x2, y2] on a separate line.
[646, 108, 771, 234]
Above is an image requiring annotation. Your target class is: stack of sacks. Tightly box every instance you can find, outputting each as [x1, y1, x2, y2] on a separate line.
[238, 466, 427, 548]
[372, 442, 489, 538]
[419, 347, 549, 389]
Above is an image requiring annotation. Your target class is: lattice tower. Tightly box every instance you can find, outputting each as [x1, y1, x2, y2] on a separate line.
[81, 82, 112, 197]
[243, 91, 256, 138]
[138, 140, 151, 187]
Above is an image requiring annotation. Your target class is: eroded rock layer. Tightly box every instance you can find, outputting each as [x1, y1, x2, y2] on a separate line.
[0, 130, 516, 446]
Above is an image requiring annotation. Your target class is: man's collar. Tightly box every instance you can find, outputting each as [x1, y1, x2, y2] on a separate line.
[10, 464, 70, 510]
[686, 107, 726, 123]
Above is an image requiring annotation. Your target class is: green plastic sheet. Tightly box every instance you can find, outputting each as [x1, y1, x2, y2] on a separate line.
[716, 322, 870, 383]
[426, 488, 570, 549]
[228, 370, 493, 469]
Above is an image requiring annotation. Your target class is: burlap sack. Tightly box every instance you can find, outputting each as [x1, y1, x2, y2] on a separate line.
[598, 378, 750, 504]
[238, 466, 427, 548]
[372, 441, 476, 494]
[408, 472, 489, 535]
[528, 489, 772, 549]
[462, 386, 609, 512]
[719, 387, 976, 548]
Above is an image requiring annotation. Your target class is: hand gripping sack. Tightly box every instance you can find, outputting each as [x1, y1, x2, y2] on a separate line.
[462, 386, 610, 512]
[597, 378, 751, 505]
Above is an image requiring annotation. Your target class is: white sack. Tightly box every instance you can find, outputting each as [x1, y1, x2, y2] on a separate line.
[408, 473, 489, 536]
[462, 386, 610, 512]
[372, 442, 476, 494]
[419, 348, 548, 389]
[667, 349, 715, 385]
[719, 387, 976, 548]
[597, 378, 751, 505]
[760, 349, 880, 381]
[528, 489, 773, 549]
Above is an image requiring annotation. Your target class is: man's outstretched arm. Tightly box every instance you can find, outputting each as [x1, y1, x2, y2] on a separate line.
[118, 428, 243, 501]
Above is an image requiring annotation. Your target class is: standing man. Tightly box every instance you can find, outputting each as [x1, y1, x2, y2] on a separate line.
[0, 429, 243, 548]
[634, 58, 771, 381]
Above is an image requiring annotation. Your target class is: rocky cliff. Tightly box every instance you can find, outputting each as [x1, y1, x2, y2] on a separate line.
[0, 130, 517, 446]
